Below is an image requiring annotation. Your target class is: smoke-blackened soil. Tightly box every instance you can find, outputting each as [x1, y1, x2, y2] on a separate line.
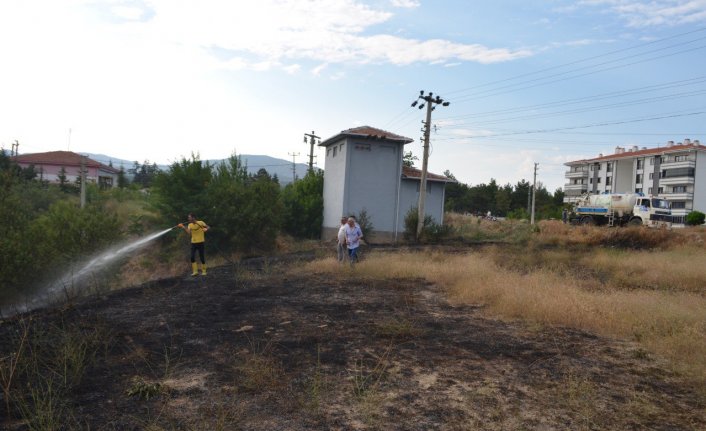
[1, 250, 704, 430]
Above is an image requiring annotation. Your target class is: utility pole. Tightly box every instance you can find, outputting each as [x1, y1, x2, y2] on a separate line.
[410, 90, 450, 240]
[303, 131, 320, 172]
[531, 163, 538, 225]
[288, 152, 300, 183]
[80, 155, 87, 209]
[11, 140, 18, 156]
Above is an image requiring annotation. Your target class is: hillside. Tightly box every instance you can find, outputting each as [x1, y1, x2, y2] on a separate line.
[1, 247, 704, 430]
[82, 153, 313, 184]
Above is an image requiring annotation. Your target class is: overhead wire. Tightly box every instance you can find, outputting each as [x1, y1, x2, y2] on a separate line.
[442, 26, 706, 98]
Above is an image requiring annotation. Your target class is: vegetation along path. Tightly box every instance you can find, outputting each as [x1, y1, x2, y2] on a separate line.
[1, 249, 705, 430]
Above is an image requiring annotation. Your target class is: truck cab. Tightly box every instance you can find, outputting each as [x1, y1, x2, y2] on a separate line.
[632, 197, 672, 227]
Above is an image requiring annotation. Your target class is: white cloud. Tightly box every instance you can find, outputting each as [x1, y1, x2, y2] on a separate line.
[97, 0, 532, 71]
[283, 64, 302, 74]
[390, 0, 421, 8]
[577, 0, 706, 27]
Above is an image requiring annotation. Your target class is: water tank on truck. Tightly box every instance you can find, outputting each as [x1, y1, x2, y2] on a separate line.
[571, 193, 672, 227]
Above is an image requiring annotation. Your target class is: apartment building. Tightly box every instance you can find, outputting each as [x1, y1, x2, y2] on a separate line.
[564, 139, 706, 223]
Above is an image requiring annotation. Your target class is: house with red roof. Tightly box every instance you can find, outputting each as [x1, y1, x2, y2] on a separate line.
[564, 138, 706, 223]
[12, 151, 120, 189]
[319, 126, 454, 242]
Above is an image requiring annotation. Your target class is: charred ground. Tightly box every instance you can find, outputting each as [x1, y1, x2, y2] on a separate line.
[1, 249, 705, 430]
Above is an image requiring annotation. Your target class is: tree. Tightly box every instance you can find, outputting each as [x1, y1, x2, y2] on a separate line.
[117, 165, 128, 189]
[403, 151, 418, 168]
[281, 169, 324, 239]
[133, 160, 160, 188]
[686, 211, 705, 226]
[152, 154, 213, 225]
[207, 154, 283, 252]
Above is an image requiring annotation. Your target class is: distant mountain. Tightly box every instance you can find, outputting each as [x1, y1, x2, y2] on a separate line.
[81, 153, 314, 185]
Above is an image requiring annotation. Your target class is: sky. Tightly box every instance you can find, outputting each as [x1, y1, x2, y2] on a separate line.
[1, 0, 706, 191]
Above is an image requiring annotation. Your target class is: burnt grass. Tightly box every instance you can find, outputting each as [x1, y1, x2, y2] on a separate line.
[2, 249, 705, 430]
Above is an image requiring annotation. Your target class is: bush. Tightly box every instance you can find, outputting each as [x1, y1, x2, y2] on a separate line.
[686, 211, 705, 226]
[403, 207, 449, 243]
[353, 208, 374, 242]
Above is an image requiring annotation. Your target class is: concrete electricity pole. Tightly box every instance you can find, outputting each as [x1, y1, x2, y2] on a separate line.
[303, 131, 320, 172]
[411, 91, 450, 240]
[531, 163, 538, 225]
[288, 152, 300, 183]
[80, 155, 87, 209]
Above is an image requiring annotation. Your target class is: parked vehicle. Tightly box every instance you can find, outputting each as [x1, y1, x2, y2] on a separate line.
[571, 193, 673, 227]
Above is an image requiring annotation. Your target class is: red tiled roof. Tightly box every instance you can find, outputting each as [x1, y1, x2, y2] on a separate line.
[320, 126, 413, 146]
[402, 166, 454, 183]
[567, 142, 706, 165]
[12, 151, 120, 173]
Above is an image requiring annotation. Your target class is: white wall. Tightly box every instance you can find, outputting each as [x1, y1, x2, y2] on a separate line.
[694, 150, 706, 213]
[399, 180, 445, 230]
[322, 140, 348, 230]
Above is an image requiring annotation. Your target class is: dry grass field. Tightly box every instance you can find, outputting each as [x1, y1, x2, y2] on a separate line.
[1, 218, 705, 429]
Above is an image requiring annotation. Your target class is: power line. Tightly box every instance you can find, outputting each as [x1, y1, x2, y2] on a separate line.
[443, 26, 706, 98]
[452, 41, 706, 103]
[438, 75, 706, 121]
[445, 88, 706, 128]
[435, 109, 706, 140]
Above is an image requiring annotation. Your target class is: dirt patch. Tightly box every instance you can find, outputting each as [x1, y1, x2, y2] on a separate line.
[1, 252, 705, 430]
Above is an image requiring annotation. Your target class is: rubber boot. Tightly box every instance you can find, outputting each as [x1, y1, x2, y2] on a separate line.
[201, 264, 207, 276]
[191, 262, 199, 276]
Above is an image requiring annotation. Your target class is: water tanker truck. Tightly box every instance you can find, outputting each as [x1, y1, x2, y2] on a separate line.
[571, 193, 673, 227]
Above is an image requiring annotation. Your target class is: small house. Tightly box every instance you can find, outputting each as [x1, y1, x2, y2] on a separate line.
[319, 126, 453, 242]
[13, 151, 120, 189]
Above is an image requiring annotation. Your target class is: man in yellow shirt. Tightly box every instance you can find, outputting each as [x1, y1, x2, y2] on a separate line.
[178, 213, 210, 276]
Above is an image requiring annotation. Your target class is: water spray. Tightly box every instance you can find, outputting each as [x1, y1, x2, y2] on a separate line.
[2, 224, 183, 317]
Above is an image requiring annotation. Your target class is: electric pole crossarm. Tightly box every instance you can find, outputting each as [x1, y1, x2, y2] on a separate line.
[411, 91, 450, 240]
[303, 131, 320, 172]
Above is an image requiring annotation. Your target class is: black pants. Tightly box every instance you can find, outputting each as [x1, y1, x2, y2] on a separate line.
[190, 242, 205, 264]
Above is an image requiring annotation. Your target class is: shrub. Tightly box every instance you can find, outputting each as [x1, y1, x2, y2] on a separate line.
[354, 208, 375, 242]
[402, 207, 448, 243]
[686, 211, 705, 226]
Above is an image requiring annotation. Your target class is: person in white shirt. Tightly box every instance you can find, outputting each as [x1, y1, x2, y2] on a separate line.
[344, 217, 364, 265]
[336, 216, 348, 263]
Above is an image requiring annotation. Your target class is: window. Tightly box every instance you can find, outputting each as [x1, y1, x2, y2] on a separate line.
[606, 163, 613, 172]
[635, 174, 643, 184]
[637, 159, 643, 169]
[658, 187, 664, 194]
[648, 187, 653, 194]
[635, 188, 643, 193]
[332, 146, 337, 157]
[674, 155, 688, 162]
[649, 173, 653, 180]
[671, 201, 686, 209]
[673, 186, 687, 193]
[650, 157, 655, 165]
[606, 177, 612, 185]
[326, 148, 331, 156]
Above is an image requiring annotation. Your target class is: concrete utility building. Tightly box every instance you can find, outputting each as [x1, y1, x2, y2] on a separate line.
[564, 139, 706, 223]
[319, 126, 453, 242]
[12, 151, 120, 189]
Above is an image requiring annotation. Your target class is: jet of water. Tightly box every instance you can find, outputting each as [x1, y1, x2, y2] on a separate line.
[2, 227, 176, 317]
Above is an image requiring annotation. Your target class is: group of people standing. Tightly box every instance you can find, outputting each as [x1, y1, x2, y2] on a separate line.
[337, 216, 364, 265]
[177, 213, 365, 276]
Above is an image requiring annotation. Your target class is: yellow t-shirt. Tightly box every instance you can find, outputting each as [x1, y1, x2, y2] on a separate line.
[188, 221, 207, 243]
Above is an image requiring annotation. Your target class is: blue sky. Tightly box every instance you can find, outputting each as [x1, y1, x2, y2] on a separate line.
[1, 0, 705, 191]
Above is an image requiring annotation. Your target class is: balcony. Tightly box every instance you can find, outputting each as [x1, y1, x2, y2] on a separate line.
[660, 159, 695, 169]
[659, 176, 695, 186]
[662, 192, 694, 201]
[565, 170, 589, 179]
